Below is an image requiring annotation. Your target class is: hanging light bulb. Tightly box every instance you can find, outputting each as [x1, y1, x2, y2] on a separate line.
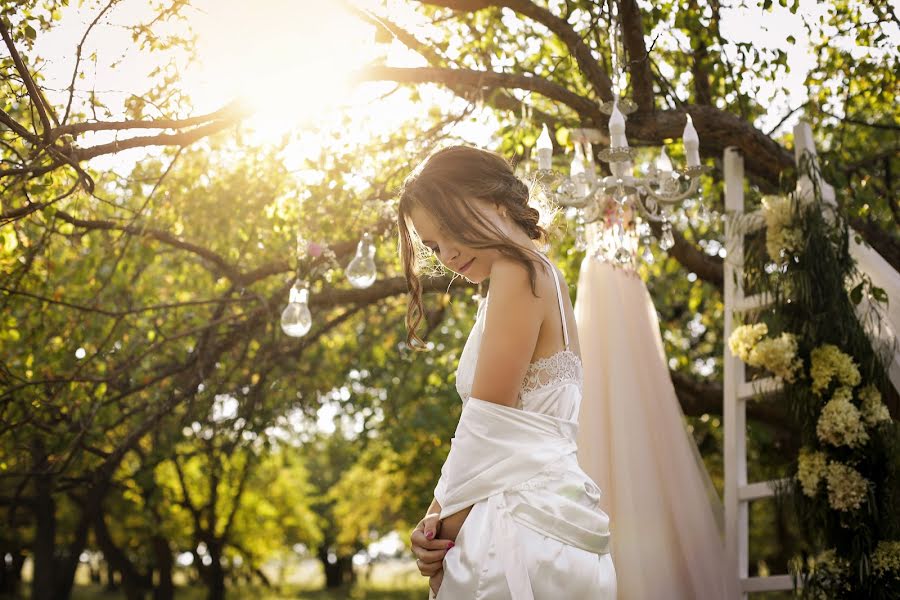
[281, 280, 312, 337]
[346, 231, 377, 289]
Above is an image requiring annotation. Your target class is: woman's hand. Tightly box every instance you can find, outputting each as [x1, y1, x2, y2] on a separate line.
[410, 512, 453, 578]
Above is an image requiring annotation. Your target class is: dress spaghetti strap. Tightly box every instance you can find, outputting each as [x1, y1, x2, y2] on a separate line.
[536, 252, 570, 351]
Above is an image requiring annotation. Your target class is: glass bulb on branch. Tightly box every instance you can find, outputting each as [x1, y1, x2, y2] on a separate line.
[281, 280, 312, 337]
[346, 231, 377, 289]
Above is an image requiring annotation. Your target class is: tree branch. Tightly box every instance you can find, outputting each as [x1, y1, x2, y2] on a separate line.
[355, 65, 603, 124]
[618, 0, 655, 111]
[418, 0, 614, 101]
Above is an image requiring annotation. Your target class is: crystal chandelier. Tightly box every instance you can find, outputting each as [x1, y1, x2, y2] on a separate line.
[534, 105, 712, 260]
[532, 1, 713, 268]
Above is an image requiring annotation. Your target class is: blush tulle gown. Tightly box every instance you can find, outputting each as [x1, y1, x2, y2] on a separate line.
[574, 220, 734, 599]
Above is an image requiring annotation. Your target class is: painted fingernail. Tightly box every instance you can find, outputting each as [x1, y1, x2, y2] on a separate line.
[448, 542, 455, 549]
[425, 531, 434, 539]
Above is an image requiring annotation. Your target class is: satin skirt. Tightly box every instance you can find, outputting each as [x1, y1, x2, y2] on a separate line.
[435, 496, 616, 599]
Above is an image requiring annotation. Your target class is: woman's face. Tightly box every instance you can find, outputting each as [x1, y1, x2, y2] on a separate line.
[407, 199, 508, 284]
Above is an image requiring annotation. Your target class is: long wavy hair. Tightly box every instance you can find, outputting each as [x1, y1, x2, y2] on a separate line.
[397, 144, 550, 351]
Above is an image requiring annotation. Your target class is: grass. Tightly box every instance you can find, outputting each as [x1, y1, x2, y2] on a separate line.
[66, 583, 426, 600]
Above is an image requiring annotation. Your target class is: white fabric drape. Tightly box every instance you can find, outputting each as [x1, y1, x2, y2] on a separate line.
[574, 234, 735, 599]
[432, 396, 614, 599]
[849, 229, 900, 394]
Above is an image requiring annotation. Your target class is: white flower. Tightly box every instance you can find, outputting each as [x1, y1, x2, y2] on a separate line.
[797, 448, 827, 498]
[728, 323, 768, 362]
[762, 195, 806, 263]
[825, 462, 868, 512]
[810, 345, 861, 396]
[816, 387, 869, 449]
[859, 384, 891, 427]
[748, 332, 803, 383]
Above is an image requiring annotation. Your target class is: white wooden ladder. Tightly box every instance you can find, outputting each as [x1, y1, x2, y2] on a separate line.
[723, 146, 794, 597]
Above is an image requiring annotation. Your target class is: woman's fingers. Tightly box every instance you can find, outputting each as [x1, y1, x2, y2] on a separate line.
[414, 545, 450, 564]
[417, 558, 444, 577]
[411, 528, 453, 553]
[422, 511, 441, 540]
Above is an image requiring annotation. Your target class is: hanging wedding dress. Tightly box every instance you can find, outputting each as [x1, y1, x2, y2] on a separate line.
[574, 215, 734, 599]
[430, 250, 616, 600]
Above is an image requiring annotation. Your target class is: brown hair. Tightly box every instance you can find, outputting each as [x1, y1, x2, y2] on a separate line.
[397, 144, 549, 351]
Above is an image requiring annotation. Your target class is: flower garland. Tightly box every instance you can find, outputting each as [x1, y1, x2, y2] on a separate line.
[725, 155, 899, 598]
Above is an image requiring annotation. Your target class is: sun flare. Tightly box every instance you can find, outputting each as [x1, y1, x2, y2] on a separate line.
[189, 0, 377, 142]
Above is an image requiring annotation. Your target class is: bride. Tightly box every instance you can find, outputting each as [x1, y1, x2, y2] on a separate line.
[396, 145, 616, 599]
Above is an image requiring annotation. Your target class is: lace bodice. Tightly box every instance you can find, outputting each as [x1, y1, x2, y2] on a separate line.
[519, 348, 583, 396]
[454, 252, 583, 417]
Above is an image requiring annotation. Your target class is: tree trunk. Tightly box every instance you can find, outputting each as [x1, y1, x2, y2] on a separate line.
[0, 549, 25, 596]
[317, 545, 354, 588]
[204, 541, 226, 600]
[92, 509, 149, 600]
[31, 470, 57, 600]
[152, 535, 174, 600]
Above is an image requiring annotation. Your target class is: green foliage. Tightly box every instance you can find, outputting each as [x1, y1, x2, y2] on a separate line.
[732, 154, 900, 598]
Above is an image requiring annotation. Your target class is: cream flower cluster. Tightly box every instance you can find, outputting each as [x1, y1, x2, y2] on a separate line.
[859, 384, 891, 427]
[797, 447, 828, 497]
[728, 323, 768, 361]
[872, 540, 900, 579]
[810, 344, 861, 396]
[762, 195, 807, 263]
[728, 323, 803, 383]
[816, 387, 870, 449]
[824, 462, 869, 512]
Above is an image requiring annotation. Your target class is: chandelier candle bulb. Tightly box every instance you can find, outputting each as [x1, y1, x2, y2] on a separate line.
[536, 124, 553, 170]
[570, 143, 585, 178]
[571, 143, 589, 196]
[682, 114, 701, 168]
[656, 146, 673, 174]
[609, 101, 628, 148]
[583, 142, 598, 182]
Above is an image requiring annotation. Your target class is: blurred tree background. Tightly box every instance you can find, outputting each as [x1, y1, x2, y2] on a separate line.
[0, 0, 896, 598]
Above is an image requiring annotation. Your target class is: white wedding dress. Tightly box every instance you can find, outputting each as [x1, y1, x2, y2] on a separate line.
[430, 251, 616, 600]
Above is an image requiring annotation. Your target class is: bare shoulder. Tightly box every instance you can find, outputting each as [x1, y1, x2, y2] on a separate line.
[488, 257, 535, 293]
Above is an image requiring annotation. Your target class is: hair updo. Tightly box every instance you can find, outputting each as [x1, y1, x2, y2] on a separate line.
[396, 144, 550, 350]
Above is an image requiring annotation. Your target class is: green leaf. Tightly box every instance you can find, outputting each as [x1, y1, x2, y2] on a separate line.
[850, 282, 863, 305]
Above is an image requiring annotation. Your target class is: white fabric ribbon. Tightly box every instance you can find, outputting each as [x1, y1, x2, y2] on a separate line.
[433, 397, 589, 599]
[434, 397, 579, 518]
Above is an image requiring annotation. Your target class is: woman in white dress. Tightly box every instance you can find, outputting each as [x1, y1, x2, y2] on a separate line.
[396, 145, 616, 599]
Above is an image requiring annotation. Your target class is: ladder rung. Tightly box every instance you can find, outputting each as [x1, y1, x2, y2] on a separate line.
[741, 574, 795, 592]
[733, 291, 774, 312]
[739, 478, 791, 502]
[738, 376, 783, 400]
